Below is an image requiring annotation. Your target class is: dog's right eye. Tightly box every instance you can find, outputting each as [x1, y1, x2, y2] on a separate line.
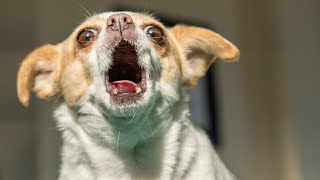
[77, 28, 98, 45]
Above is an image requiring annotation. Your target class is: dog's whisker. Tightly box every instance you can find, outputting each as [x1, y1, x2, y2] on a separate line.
[78, 3, 93, 19]
[138, 128, 148, 147]
[116, 129, 120, 154]
[120, 109, 130, 120]
[147, 55, 160, 81]
[143, 0, 151, 14]
[125, 113, 136, 127]
[146, 117, 155, 139]
[149, 63, 156, 80]
[51, 94, 63, 109]
[150, 38, 162, 47]
[90, 10, 97, 16]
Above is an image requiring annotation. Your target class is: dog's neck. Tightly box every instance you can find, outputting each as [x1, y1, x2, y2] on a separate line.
[54, 93, 191, 179]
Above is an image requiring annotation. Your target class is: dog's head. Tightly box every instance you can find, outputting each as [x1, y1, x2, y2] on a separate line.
[17, 12, 239, 144]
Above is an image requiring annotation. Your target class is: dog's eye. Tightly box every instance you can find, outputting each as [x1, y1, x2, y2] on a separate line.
[77, 28, 98, 45]
[144, 25, 164, 43]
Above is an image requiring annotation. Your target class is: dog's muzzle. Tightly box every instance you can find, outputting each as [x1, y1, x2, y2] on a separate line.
[104, 13, 147, 104]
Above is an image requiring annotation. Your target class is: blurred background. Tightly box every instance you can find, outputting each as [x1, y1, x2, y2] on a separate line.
[1, 0, 320, 180]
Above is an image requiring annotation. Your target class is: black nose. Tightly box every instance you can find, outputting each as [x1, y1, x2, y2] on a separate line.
[107, 13, 133, 33]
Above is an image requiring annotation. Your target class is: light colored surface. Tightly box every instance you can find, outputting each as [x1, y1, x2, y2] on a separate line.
[276, 0, 320, 179]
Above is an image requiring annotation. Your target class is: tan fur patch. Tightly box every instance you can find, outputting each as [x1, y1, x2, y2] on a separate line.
[170, 25, 240, 87]
[59, 53, 92, 104]
[17, 44, 60, 107]
[158, 32, 184, 87]
[17, 35, 93, 106]
[170, 25, 240, 61]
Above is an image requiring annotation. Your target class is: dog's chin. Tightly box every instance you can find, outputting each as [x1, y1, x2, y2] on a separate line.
[104, 41, 151, 115]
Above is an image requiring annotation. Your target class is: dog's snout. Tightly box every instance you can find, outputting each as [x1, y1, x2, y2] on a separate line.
[107, 13, 133, 33]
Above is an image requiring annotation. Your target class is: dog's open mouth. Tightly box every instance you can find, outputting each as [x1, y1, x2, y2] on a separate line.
[105, 41, 147, 103]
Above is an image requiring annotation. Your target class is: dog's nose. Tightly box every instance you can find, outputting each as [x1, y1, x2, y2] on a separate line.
[107, 13, 133, 33]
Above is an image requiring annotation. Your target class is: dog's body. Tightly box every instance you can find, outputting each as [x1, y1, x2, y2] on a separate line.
[54, 101, 233, 180]
[17, 12, 239, 180]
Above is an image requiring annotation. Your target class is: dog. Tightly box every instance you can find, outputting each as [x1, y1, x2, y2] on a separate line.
[17, 11, 239, 180]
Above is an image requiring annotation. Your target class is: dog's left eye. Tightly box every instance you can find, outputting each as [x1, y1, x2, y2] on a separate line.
[144, 25, 164, 43]
[77, 28, 98, 45]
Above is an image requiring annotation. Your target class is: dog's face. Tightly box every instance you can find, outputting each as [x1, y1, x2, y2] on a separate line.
[17, 12, 239, 144]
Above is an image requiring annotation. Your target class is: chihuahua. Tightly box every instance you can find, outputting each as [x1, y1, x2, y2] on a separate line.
[17, 12, 239, 180]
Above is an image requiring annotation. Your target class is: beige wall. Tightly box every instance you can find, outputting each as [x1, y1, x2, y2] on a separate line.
[0, 0, 319, 180]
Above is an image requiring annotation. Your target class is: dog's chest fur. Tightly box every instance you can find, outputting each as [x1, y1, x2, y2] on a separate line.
[54, 100, 234, 180]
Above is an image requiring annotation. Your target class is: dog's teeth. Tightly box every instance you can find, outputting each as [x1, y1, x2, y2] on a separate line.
[112, 88, 118, 95]
[136, 87, 142, 93]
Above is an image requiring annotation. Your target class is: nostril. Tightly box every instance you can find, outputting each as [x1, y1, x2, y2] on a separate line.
[123, 15, 133, 24]
[107, 17, 116, 26]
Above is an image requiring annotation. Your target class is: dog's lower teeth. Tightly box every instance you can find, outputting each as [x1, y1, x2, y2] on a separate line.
[136, 87, 142, 93]
[112, 88, 118, 95]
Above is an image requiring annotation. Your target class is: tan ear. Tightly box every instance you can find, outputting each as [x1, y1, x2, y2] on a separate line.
[170, 25, 240, 87]
[17, 44, 60, 107]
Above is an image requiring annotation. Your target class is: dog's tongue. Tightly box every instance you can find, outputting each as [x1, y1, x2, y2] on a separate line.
[112, 80, 137, 94]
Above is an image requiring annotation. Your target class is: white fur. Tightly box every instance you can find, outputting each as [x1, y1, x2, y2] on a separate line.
[54, 96, 235, 180]
[52, 12, 235, 180]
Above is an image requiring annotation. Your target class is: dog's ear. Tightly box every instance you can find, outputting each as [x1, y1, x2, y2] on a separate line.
[17, 44, 61, 107]
[170, 25, 240, 87]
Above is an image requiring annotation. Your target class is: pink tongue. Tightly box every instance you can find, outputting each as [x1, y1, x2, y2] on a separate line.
[112, 80, 137, 94]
